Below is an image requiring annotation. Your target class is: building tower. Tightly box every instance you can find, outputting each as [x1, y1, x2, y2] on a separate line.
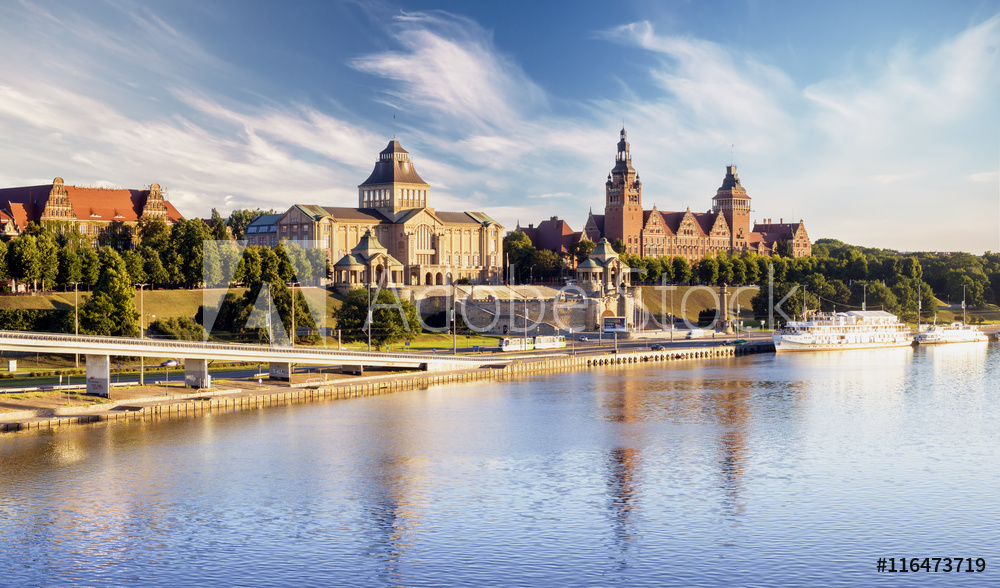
[358, 139, 431, 220]
[711, 165, 751, 252]
[604, 128, 643, 254]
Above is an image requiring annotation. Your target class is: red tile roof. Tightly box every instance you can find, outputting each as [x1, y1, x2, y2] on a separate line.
[0, 181, 182, 231]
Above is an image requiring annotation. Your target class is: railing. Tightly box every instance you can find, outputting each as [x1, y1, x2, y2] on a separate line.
[0, 331, 492, 364]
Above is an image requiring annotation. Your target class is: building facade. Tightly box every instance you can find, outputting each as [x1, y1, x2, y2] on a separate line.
[573, 129, 810, 261]
[273, 139, 504, 288]
[0, 177, 182, 243]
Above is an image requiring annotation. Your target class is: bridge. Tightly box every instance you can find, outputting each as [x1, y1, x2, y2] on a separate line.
[0, 331, 508, 396]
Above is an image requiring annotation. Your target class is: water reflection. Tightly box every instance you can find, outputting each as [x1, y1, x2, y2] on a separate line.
[600, 376, 643, 563]
[1, 348, 998, 586]
[916, 341, 989, 377]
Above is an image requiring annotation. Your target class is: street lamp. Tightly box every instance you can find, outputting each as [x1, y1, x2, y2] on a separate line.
[287, 281, 300, 347]
[69, 281, 81, 368]
[136, 283, 148, 385]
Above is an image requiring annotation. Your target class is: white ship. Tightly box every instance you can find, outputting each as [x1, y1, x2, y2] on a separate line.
[913, 323, 988, 345]
[773, 310, 912, 352]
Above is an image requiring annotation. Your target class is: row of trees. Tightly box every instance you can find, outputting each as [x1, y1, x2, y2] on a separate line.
[0, 209, 327, 293]
[504, 228, 998, 325]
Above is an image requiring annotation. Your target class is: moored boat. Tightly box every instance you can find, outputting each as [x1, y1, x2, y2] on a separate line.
[773, 310, 912, 352]
[913, 323, 988, 345]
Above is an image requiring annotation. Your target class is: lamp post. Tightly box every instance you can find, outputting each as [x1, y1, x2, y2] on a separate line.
[136, 283, 148, 385]
[70, 281, 81, 368]
[288, 281, 299, 347]
[367, 286, 372, 352]
[452, 283, 458, 355]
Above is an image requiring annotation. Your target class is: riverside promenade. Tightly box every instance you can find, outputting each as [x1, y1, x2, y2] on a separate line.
[0, 342, 766, 433]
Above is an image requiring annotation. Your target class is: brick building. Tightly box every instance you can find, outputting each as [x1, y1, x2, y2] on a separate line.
[525, 129, 810, 262]
[0, 177, 182, 243]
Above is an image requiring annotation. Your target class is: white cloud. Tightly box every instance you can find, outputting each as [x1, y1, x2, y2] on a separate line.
[349, 11, 546, 132]
[0, 3, 997, 253]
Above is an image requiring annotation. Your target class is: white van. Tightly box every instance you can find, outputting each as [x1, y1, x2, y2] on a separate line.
[685, 328, 706, 339]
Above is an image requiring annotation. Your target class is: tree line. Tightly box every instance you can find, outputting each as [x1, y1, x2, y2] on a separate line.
[505, 230, 999, 325]
[0, 209, 331, 341]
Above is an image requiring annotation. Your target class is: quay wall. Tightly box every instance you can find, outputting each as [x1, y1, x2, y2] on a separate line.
[1, 343, 768, 433]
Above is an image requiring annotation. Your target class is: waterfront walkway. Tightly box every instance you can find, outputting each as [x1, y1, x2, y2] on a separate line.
[0, 341, 762, 432]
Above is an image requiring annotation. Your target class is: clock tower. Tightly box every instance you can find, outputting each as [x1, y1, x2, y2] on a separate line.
[604, 128, 643, 254]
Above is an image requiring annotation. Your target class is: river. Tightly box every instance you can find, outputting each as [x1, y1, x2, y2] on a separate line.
[1, 344, 998, 586]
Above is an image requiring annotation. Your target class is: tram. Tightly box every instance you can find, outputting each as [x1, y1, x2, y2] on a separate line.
[498, 335, 566, 352]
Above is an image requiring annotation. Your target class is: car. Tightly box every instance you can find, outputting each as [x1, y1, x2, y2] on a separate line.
[160, 359, 180, 367]
[733, 339, 748, 345]
[579, 336, 590, 341]
[650, 344, 666, 351]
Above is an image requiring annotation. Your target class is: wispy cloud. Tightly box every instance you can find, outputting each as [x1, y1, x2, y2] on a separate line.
[0, 2, 996, 253]
[349, 11, 547, 132]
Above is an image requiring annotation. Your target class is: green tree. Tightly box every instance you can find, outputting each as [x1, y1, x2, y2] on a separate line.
[240, 246, 263, 285]
[612, 238, 626, 255]
[657, 256, 674, 282]
[900, 257, 923, 281]
[0, 240, 8, 284]
[530, 248, 561, 281]
[769, 256, 788, 283]
[568, 239, 596, 264]
[125, 249, 148, 284]
[334, 288, 419, 347]
[731, 258, 747, 284]
[696, 257, 719, 285]
[79, 248, 139, 336]
[210, 208, 230, 241]
[742, 254, 761, 284]
[56, 247, 83, 290]
[148, 316, 208, 341]
[716, 254, 734, 284]
[80, 247, 101, 290]
[307, 247, 329, 282]
[672, 256, 692, 283]
[503, 231, 536, 283]
[167, 219, 212, 287]
[137, 217, 171, 251]
[260, 247, 283, 283]
[845, 249, 868, 281]
[850, 281, 899, 314]
[36, 233, 59, 291]
[142, 247, 169, 288]
[775, 239, 794, 258]
[9, 235, 41, 291]
[227, 208, 277, 241]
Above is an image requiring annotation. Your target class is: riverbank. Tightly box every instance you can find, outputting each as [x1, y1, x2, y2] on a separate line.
[0, 342, 761, 433]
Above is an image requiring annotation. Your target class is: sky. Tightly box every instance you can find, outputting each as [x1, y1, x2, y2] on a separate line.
[1, 0, 999, 253]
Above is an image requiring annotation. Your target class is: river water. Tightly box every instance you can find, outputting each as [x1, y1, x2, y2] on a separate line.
[2, 344, 998, 587]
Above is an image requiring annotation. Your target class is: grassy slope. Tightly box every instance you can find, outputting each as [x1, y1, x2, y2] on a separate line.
[637, 285, 759, 321]
[1, 287, 346, 322]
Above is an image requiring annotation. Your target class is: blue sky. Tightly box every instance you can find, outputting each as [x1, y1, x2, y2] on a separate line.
[1, 0, 998, 253]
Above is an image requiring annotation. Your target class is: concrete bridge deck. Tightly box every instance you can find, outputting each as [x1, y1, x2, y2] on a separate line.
[0, 330, 508, 395]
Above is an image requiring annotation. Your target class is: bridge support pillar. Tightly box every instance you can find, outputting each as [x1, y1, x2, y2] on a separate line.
[269, 362, 292, 381]
[184, 359, 212, 388]
[341, 364, 364, 375]
[86, 354, 110, 398]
